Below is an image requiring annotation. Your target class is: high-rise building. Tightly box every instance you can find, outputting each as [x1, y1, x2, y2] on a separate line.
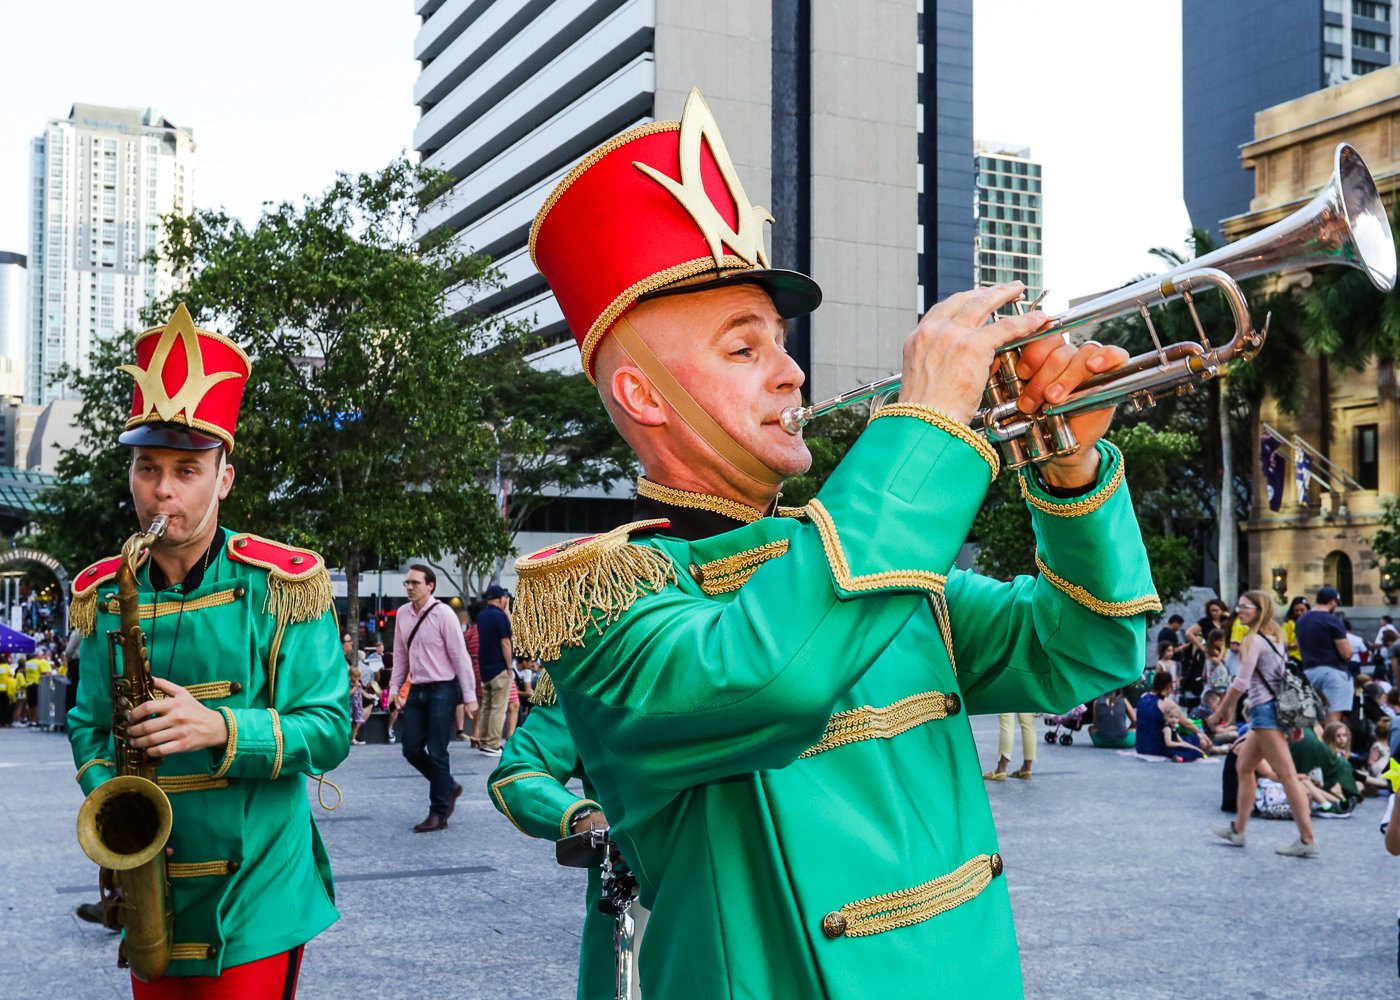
[1183, 0, 1400, 239]
[973, 141, 1043, 312]
[27, 104, 195, 404]
[0, 253, 25, 398]
[412, 0, 973, 399]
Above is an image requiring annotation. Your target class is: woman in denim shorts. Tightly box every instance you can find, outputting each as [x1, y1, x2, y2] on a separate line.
[1207, 590, 1319, 858]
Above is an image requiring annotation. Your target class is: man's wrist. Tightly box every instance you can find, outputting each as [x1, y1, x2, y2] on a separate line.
[1038, 449, 1102, 492]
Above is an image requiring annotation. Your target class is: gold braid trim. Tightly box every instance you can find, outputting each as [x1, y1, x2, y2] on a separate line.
[559, 798, 604, 839]
[268, 708, 284, 781]
[807, 499, 947, 595]
[489, 770, 555, 835]
[158, 774, 229, 794]
[637, 477, 767, 524]
[514, 520, 676, 661]
[530, 669, 557, 707]
[1035, 554, 1162, 617]
[75, 758, 114, 785]
[869, 403, 1001, 478]
[186, 681, 237, 702]
[102, 587, 243, 619]
[799, 691, 956, 759]
[168, 860, 236, 878]
[929, 593, 958, 675]
[826, 854, 1001, 939]
[70, 589, 98, 637]
[1019, 448, 1124, 517]
[697, 540, 790, 595]
[170, 943, 215, 962]
[211, 707, 238, 779]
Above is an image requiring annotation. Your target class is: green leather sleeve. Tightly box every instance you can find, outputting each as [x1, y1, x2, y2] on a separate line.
[951, 442, 1159, 714]
[553, 412, 997, 793]
[488, 701, 600, 840]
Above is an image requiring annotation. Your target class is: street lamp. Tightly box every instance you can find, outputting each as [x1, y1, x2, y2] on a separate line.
[1271, 566, 1288, 603]
[1382, 568, 1399, 606]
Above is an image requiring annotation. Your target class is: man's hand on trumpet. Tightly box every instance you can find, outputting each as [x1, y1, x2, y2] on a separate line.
[897, 281, 1128, 489]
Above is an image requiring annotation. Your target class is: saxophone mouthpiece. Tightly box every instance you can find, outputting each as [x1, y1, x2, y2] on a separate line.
[147, 515, 170, 538]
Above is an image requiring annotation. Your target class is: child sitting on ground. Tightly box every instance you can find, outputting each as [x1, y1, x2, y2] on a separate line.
[1191, 689, 1239, 748]
[1159, 699, 1206, 761]
[1151, 641, 1178, 695]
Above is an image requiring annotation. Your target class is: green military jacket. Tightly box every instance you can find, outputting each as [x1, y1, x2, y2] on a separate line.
[514, 409, 1159, 999]
[488, 697, 613, 1000]
[68, 527, 349, 977]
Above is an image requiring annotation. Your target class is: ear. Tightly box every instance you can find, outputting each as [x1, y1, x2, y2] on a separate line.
[608, 364, 667, 428]
[218, 461, 236, 500]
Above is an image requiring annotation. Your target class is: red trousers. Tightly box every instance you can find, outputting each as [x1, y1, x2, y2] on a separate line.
[131, 946, 303, 1000]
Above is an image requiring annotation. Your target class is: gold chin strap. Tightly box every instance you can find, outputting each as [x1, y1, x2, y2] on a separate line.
[190, 449, 226, 537]
[611, 317, 783, 488]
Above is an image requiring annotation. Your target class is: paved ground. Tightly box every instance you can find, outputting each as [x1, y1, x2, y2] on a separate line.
[3, 713, 1396, 999]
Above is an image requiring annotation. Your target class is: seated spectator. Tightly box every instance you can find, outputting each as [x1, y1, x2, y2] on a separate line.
[1151, 641, 1178, 695]
[1159, 699, 1206, 762]
[1192, 689, 1240, 748]
[1374, 627, 1397, 683]
[1204, 629, 1231, 692]
[1290, 724, 1358, 813]
[1089, 687, 1137, 748]
[1364, 718, 1393, 796]
[1135, 670, 1175, 758]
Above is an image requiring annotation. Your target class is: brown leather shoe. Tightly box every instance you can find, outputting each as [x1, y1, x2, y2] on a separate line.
[413, 813, 448, 833]
[445, 783, 464, 819]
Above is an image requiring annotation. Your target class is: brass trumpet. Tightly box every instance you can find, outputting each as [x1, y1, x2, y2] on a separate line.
[780, 142, 1397, 468]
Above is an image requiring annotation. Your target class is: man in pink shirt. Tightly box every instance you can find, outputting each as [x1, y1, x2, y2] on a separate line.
[390, 564, 478, 832]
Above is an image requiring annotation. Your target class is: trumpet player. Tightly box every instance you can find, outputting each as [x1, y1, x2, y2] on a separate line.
[68, 305, 349, 998]
[512, 89, 1159, 998]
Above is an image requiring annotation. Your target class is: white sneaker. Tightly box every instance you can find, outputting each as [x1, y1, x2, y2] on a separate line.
[1275, 838, 1319, 858]
[1212, 822, 1246, 847]
[477, 746, 502, 757]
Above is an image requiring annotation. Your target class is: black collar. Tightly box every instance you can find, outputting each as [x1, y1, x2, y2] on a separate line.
[632, 479, 774, 543]
[148, 527, 225, 593]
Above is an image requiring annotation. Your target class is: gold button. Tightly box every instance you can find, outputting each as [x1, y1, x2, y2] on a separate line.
[226, 861, 240, 874]
[990, 853, 1004, 877]
[943, 693, 961, 716]
[821, 911, 847, 938]
[290, 555, 305, 566]
[688, 562, 705, 585]
[229, 682, 243, 695]
[234, 538, 248, 549]
[234, 587, 246, 599]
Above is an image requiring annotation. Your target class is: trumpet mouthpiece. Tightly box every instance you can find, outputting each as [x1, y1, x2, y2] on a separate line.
[780, 406, 811, 435]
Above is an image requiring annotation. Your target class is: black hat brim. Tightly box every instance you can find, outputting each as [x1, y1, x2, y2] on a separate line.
[638, 267, 822, 319]
[119, 423, 224, 451]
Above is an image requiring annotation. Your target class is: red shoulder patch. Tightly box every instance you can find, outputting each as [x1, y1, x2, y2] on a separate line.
[73, 556, 123, 596]
[226, 533, 325, 579]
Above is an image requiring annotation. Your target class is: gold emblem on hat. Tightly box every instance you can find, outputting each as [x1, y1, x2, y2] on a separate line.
[634, 88, 773, 269]
[119, 303, 240, 423]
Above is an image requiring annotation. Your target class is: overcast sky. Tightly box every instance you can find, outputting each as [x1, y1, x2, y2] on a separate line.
[0, 1, 1189, 315]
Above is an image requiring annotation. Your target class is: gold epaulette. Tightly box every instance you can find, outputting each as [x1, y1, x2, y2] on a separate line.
[70, 554, 126, 637]
[226, 533, 334, 629]
[530, 668, 557, 707]
[514, 519, 675, 661]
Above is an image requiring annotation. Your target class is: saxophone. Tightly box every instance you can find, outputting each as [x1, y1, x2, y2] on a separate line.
[75, 515, 174, 982]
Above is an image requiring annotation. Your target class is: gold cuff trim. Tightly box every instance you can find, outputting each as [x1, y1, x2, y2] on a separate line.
[1035, 555, 1162, 617]
[185, 681, 240, 702]
[869, 403, 1000, 478]
[807, 499, 947, 595]
[102, 586, 243, 619]
[158, 774, 230, 794]
[695, 540, 790, 595]
[514, 520, 676, 660]
[637, 477, 766, 524]
[170, 943, 216, 962]
[799, 690, 957, 759]
[929, 593, 958, 675]
[211, 707, 238, 779]
[559, 798, 604, 839]
[529, 120, 680, 266]
[1019, 451, 1123, 517]
[268, 708, 284, 781]
[823, 854, 1001, 939]
[75, 758, 114, 785]
[168, 860, 237, 878]
[530, 669, 557, 707]
[489, 770, 554, 835]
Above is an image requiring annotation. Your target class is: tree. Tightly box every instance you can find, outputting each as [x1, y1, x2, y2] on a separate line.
[41, 159, 519, 632]
[1373, 497, 1400, 598]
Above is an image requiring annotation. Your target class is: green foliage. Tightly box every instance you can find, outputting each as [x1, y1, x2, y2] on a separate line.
[1373, 496, 1400, 587]
[779, 407, 868, 507]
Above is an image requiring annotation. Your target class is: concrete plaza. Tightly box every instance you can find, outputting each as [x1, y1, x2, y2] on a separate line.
[3, 712, 1395, 999]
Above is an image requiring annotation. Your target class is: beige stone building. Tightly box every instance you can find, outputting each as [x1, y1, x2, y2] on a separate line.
[1227, 66, 1400, 610]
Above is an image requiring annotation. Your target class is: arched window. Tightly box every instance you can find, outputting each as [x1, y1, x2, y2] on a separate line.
[1324, 551, 1354, 606]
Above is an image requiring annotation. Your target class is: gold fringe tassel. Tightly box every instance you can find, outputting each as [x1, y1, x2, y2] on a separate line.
[514, 525, 676, 661]
[70, 590, 97, 637]
[263, 566, 334, 629]
[530, 669, 557, 707]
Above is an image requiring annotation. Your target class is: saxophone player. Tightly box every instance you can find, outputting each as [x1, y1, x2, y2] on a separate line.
[68, 304, 349, 998]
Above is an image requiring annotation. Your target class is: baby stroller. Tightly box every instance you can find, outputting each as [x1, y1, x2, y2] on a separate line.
[1043, 704, 1087, 746]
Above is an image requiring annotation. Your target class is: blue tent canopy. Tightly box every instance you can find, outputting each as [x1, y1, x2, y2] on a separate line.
[0, 622, 36, 654]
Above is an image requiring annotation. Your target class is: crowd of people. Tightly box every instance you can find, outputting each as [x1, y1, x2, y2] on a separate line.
[0, 627, 81, 728]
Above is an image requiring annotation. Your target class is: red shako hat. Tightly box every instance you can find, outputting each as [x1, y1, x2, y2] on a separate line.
[118, 303, 251, 452]
[529, 88, 821, 382]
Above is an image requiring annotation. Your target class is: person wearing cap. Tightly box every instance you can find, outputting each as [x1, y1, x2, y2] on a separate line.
[475, 583, 514, 756]
[67, 304, 348, 997]
[1296, 585, 1355, 724]
[510, 90, 1158, 997]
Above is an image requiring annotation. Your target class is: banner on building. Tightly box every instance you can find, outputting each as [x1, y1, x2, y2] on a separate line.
[1295, 449, 1312, 504]
[1261, 433, 1284, 512]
